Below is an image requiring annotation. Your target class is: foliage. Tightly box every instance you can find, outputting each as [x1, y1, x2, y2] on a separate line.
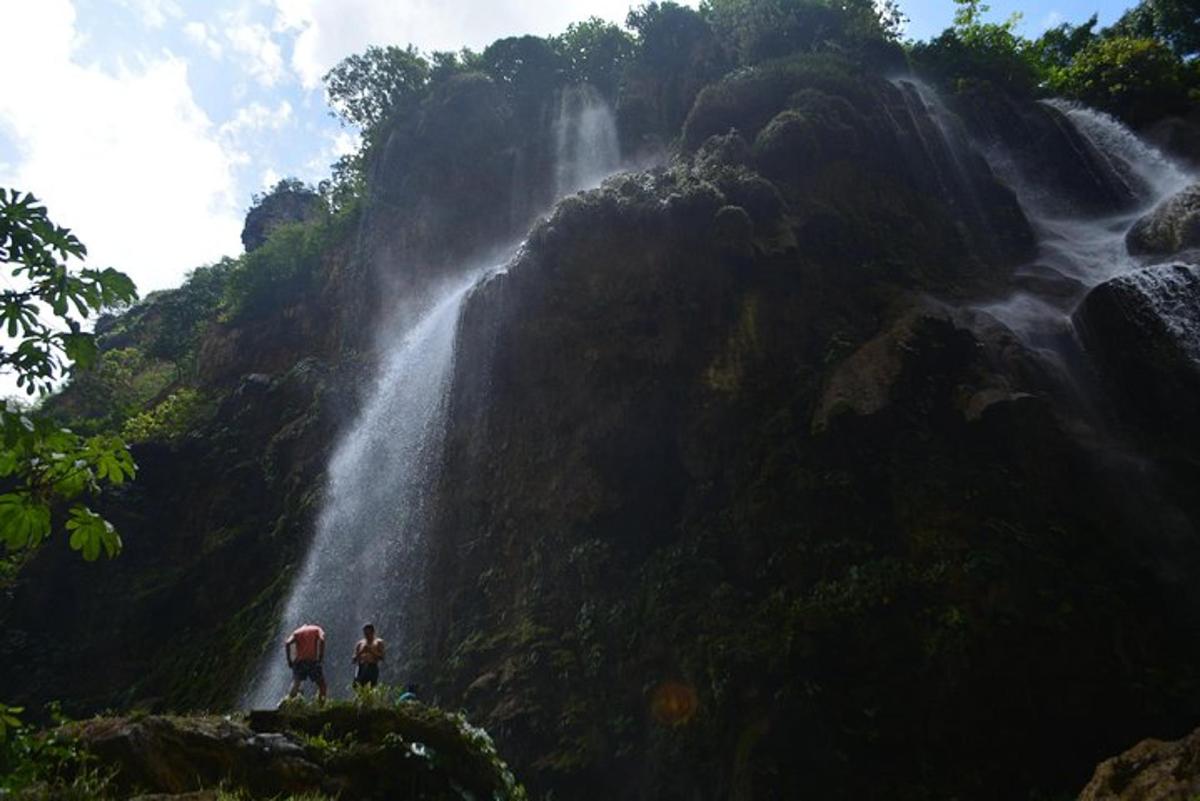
[223, 213, 341, 320]
[145, 259, 234, 374]
[1047, 36, 1189, 126]
[122, 388, 210, 444]
[479, 35, 566, 115]
[429, 48, 483, 84]
[0, 190, 137, 395]
[553, 18, 635, 99]
[700, 0, 904, 64]
[1108, 0, 1200, 58]
[909, 0, 1039, 93]
[323, 45, 431, 130]
[0, 708, 114, 798]
[621, 2, 731, 139]
[1026, 15, 1098, 73]
[0, 189, 137, 575]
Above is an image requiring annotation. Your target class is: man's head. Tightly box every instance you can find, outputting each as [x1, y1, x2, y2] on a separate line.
[363, 623, 376, 640]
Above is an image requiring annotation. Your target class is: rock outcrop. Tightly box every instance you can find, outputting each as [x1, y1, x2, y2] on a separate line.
[1127, 184, 1200, 256]
[1074, 262, 1200, 443]
[241, 185, 324, 253]
[1078, 727, 1200, 801]
[56, 703, 524, 800]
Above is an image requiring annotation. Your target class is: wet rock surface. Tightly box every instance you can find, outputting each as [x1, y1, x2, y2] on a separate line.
[1075, 262, 1200, 443]
[1127, 184, 1200, 255]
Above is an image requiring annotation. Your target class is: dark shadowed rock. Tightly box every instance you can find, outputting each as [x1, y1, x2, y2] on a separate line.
[951, 85, 1142, 214]
[1074, 262, 1200, 442]
[63, 704, 524, 800]
[67, 715, 323, 797]
[1127, 184, 1200, 256]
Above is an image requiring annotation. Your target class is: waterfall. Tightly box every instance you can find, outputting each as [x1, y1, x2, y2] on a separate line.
[245, 89, 622, 706]
[553, 84, 621, 197]
[979, 102, 1194, 346]
[1043, 100, 1189, 203]
[246, 272, 487, 706]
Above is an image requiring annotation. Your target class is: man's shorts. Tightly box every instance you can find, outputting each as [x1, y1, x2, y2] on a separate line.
[354, 662, 380, 687]
[292, 660, 324, 683]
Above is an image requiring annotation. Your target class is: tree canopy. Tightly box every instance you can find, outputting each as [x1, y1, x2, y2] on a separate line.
[0, 189, 137, 564]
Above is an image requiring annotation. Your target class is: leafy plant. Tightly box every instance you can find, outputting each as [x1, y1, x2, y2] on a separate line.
[121, 388, 210, 444]
[324, 45, 431, 131]
[1047, 35, 1189, 125]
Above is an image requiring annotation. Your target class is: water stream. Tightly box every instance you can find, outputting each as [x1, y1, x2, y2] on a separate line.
[978, 102, 1192, 354]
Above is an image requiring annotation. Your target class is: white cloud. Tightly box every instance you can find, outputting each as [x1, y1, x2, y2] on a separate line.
[0, 0, 242, 295]
[261, 167, 281, 189]
[331, 130, 358, 157]
[220, 100, 294, 137]
[222, 15, 286, 87]
[271, 0, 642, 89]
[184, 20, 224, 59]
[121, 0, 182, 29]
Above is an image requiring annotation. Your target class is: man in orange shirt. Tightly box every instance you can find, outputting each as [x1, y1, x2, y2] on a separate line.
[284, 622, 327, 702]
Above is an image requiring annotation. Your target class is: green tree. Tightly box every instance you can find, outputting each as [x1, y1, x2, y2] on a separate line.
[323, 45, 431, 130]
[479, 35, 566, 116]
[701, 0, 904, 64]
[910, 0, 1039, 92]
[553, 18, 636, 99]
[621, 2, 730, 138]
[0, 189, 137, 569]
[1027, 14, 1098, 74]
[1108, 0, 1200, 58]
[1049, 35, 1189, 125]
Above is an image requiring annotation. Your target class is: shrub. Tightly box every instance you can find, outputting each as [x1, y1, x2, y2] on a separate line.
[1048, 36, 1189, 126]
[122, 389, 210, 444]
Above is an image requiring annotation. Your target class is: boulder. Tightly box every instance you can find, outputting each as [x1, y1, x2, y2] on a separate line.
[1078, 727, 1200, 800]
[1127, 184, 1200, 256]
[67, 715, 323, 797]
[1074, 262, 1200, 442]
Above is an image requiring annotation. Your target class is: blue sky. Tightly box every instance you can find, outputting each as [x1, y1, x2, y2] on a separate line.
[0, 0, 1136, 296]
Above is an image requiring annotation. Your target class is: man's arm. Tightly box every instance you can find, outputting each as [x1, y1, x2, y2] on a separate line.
[284, 636, 295, 666]
[318, 635, 326, 663]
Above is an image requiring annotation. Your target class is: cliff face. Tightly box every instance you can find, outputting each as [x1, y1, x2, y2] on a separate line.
[416, 63, 1200, 800]
[2, 44, 1200, 801]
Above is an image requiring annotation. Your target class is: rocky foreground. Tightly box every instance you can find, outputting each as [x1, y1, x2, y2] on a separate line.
[1079, 726, 1200, 801]
[8, 700, 525, 800]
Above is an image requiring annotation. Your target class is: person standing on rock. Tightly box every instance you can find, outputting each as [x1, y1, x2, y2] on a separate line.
[284, 622, 327, 702]
[352, 623, 385, 688]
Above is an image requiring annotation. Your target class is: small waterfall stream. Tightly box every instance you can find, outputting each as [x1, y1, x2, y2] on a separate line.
[246, 85, 621, 705]
[978, 102, 1193, 353]
[553, 84, 621, 197]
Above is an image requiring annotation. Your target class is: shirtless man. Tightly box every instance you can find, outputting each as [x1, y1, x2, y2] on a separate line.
[352, 623, 385, 688]
[284, 622, 327, 702]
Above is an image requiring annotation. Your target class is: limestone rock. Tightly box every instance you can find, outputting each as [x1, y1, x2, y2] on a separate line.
[240, 186, 323, 253]
[1078, 728, 1200, 801]
[1074, 262, 1200, 441]
[1127, 184, 1200, 256]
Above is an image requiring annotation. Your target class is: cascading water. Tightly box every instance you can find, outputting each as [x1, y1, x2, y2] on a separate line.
[978, 100, 1193, 352]
[553, 84, 621, 197]
[245, 86, 622, 706]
